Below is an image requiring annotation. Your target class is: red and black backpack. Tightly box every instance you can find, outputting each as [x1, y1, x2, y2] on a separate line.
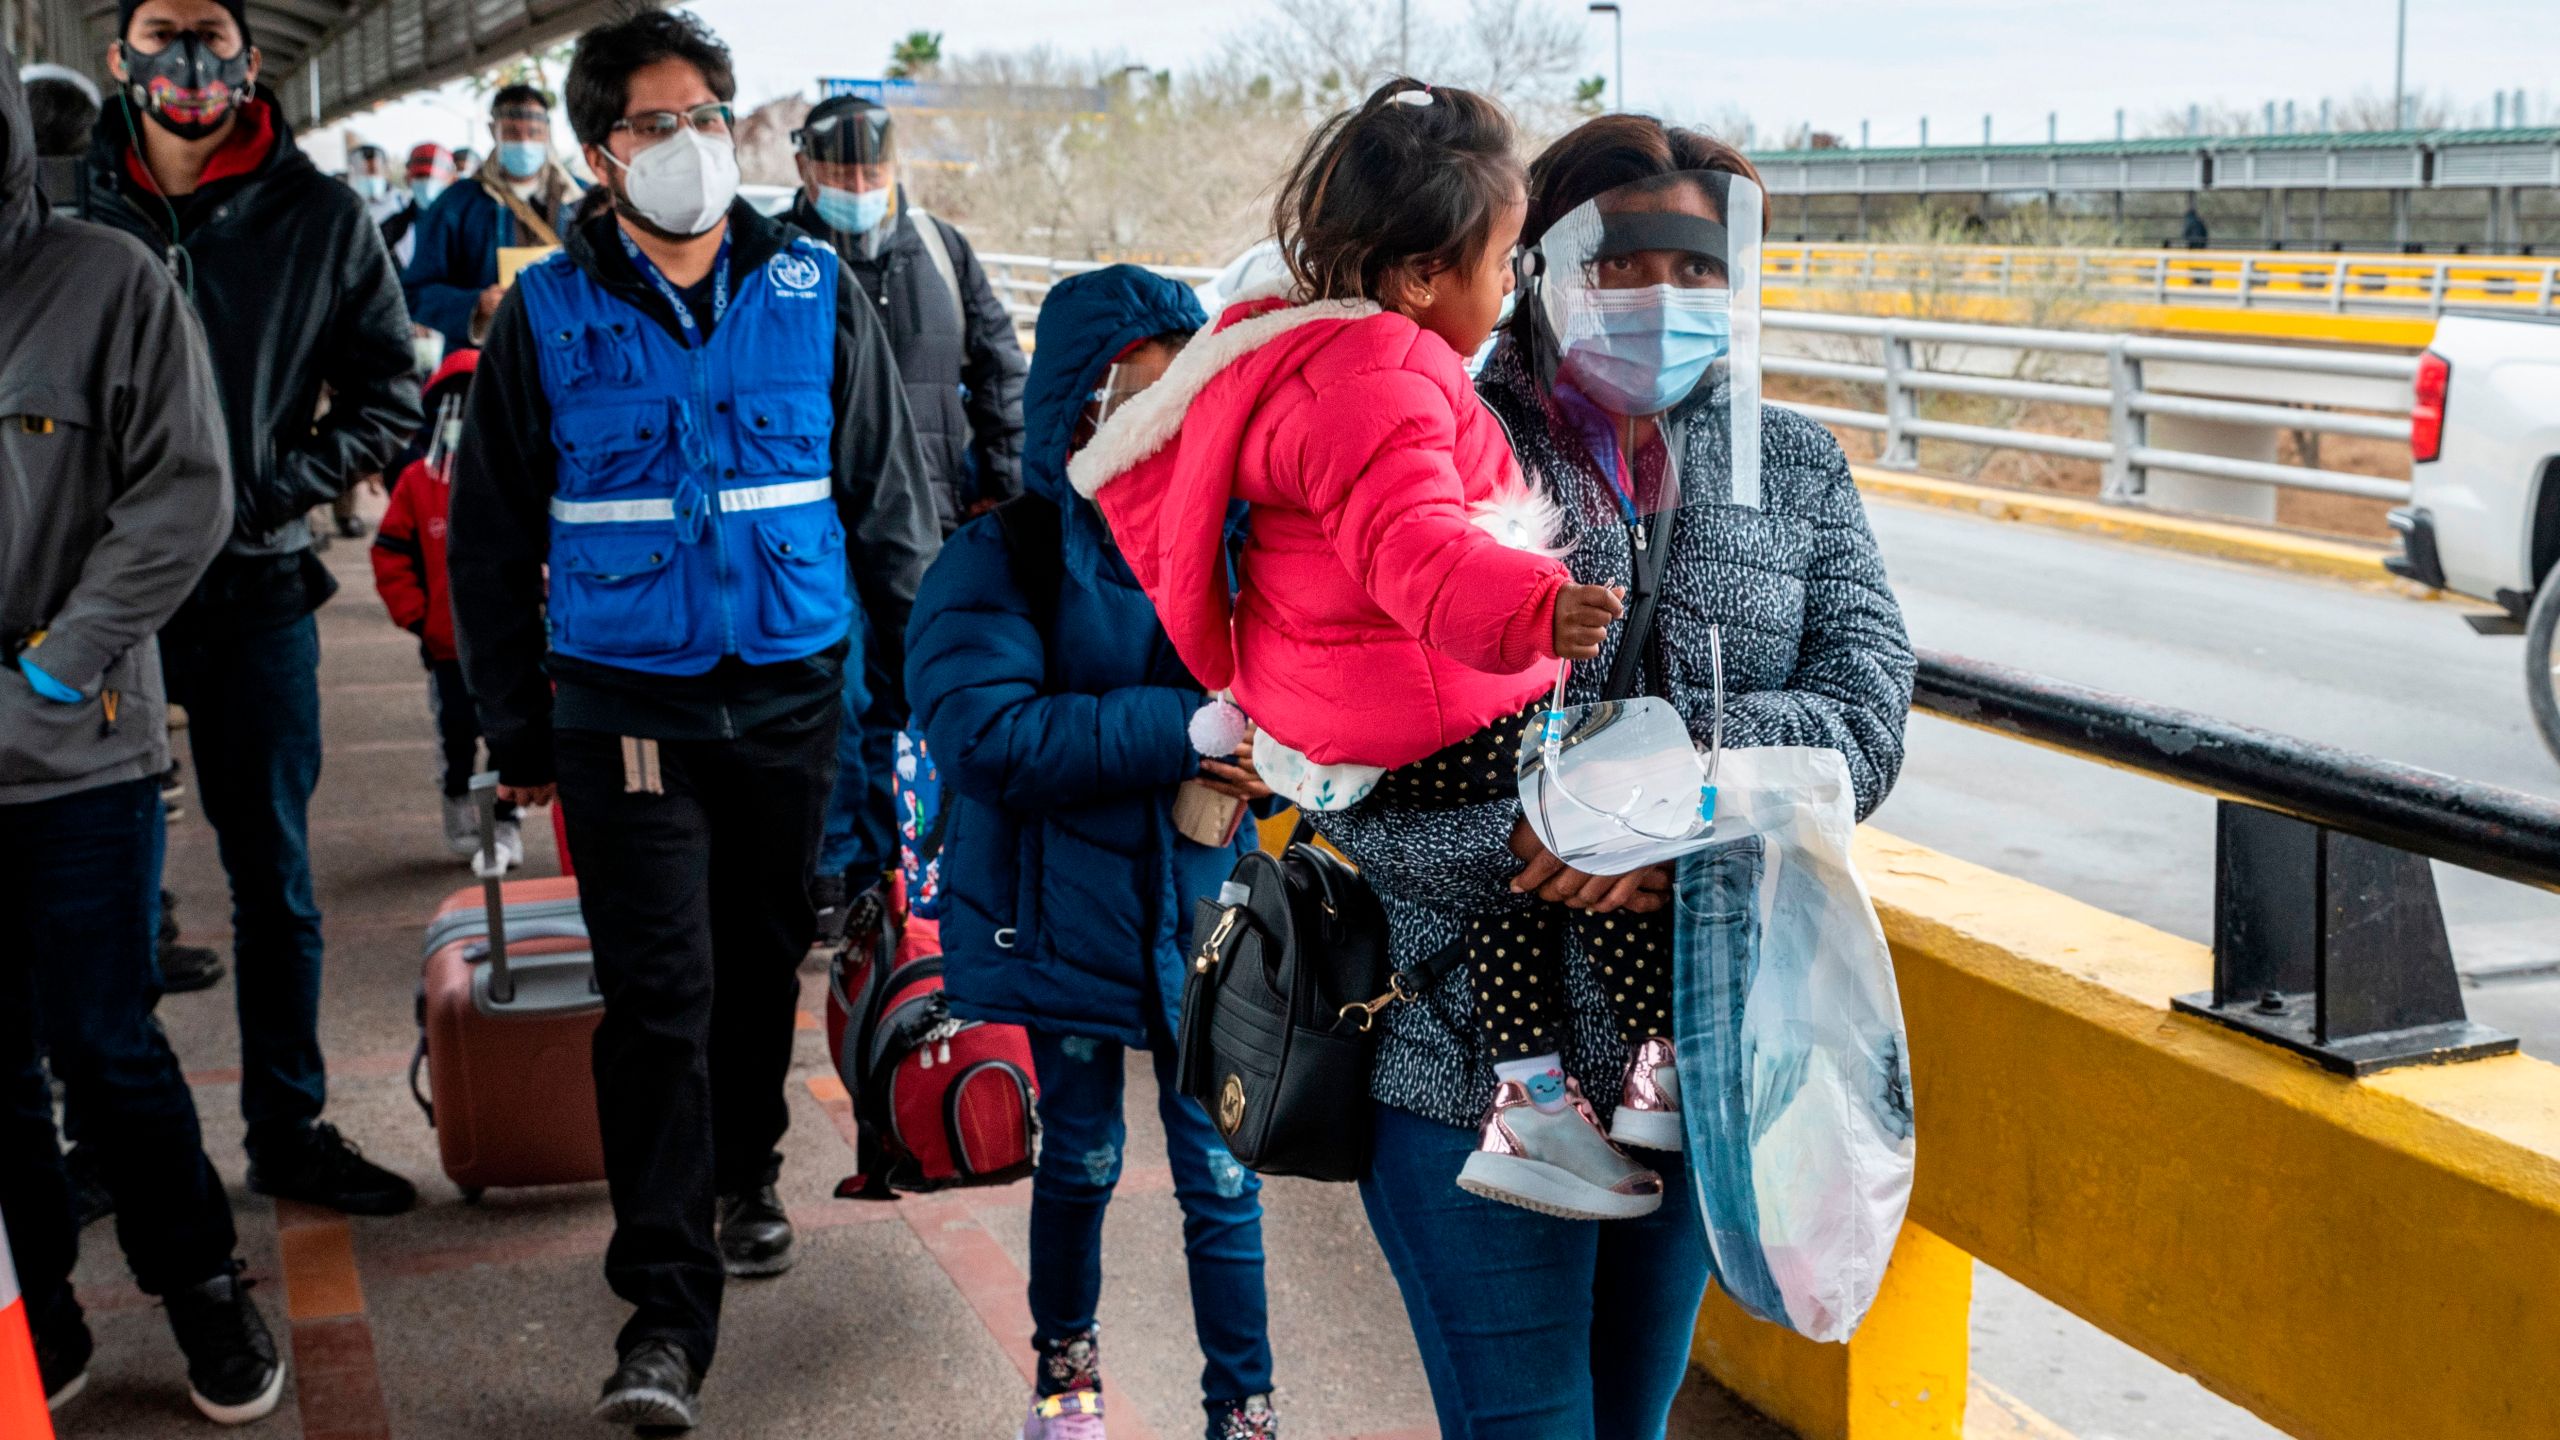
[824, 912, 1040, 1198]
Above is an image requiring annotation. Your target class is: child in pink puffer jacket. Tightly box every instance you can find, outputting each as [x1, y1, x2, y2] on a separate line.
[1074, 79, 1657, 1222]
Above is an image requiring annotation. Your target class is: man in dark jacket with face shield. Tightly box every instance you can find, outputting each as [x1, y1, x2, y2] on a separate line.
[0, 49, 287, 1426]
[783, 95, 1026, 943]
[82, 0, 425, 1219]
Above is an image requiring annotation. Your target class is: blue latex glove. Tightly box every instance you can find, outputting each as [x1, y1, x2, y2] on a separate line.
[20, 657, 82, 704]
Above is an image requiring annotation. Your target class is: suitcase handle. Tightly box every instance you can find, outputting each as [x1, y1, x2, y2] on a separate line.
[469, 772, 515, 1004]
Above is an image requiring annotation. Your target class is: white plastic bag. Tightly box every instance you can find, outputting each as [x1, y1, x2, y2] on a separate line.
[1673, 745, 1914, 1343]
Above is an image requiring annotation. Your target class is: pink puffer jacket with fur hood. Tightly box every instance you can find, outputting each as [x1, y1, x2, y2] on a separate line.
[1069, 294, 1567, 770]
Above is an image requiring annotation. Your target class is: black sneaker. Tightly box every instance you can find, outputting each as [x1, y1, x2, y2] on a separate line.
[163, 1268, 284, 1425]
[715, 1184, 795, 1277]
[335, 511, 369, 540]
[593, 1339, 700, 1430]
[161, 762, 186, 819]
[160, 940, 228, 994]
[65, 1142, 114, 1229]
[33, 1301, 92, 1412]
[247, 1121, 417, 1216]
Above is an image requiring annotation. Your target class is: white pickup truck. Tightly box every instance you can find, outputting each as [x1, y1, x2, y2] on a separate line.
[2389, 311, 2560, 768]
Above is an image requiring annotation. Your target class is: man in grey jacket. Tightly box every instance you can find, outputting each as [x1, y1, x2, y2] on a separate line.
[0, 53, 287, 1425]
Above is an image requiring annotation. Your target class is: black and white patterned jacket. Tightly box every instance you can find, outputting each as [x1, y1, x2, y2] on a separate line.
[1310, 341, 1916, 1131]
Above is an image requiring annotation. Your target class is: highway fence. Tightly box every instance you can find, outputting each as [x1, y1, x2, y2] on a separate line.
[977, 252, 2420, 514]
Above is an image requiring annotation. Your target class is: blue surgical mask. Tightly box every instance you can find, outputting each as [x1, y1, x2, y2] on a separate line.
[496, 140, 549, 178]
[814, 184, 890, 235]
[1560, 285, 1733, 417]
[353, 174, 388, 201]
[411, 177, 448, 207]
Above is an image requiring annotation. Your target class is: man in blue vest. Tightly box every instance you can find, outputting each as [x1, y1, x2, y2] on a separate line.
[400, 82, 581, 350]
[443, 10, 935, 1428]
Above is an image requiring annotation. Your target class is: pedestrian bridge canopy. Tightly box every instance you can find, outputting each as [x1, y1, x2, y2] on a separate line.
[3, 0, 647, 128]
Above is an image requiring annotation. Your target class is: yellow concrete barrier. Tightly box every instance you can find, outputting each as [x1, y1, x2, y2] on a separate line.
[1691, 830, 2560, 1440]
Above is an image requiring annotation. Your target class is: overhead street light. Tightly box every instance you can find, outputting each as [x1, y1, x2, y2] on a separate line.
[1588, 3, 1622, 112]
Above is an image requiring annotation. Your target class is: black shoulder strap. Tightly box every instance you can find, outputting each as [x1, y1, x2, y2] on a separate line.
[1603, 499, 1679, 702]
[992, 493, 1065, 622]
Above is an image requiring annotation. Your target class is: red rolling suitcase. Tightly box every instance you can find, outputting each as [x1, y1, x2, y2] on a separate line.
[408, 777, 606, 1198]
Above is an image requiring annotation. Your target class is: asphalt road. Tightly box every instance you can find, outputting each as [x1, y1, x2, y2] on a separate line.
[1863, 499, 2560, 1440]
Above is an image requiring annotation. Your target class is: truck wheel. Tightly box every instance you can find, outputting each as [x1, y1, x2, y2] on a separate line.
[2530, 581, 2560, 771]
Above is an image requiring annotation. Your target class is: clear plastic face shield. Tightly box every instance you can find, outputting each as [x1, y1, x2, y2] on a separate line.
[792, 102, 897, 183]
[1513, 170, 1765, 874]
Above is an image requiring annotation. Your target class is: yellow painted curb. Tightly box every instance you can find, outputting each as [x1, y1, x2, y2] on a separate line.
[1851, 466, 2412, 589]
[1963, 1381, 2078, 1440]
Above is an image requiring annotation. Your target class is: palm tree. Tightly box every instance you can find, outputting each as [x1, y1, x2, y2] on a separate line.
[887, 31, 943, 82]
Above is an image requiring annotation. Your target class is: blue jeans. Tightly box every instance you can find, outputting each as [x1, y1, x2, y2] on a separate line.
[817, 618, 897, 878]
[1, 778, 237, 1321]
[163, 611, 329, 1157]
[1360, 1102, 1712, 1439]
[1026, 1028, 1272, 1412]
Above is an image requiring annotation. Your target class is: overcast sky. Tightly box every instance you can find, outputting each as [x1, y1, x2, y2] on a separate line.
[318, 0, 2560, 167]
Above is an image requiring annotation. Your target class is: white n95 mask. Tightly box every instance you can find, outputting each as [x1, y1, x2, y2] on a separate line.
[609, 129, 740, 238]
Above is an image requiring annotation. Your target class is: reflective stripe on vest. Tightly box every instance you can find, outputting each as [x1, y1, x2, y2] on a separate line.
[550, 478, 833, 526]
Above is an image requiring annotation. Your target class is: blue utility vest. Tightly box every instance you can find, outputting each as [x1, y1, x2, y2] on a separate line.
[519, 238, 853, 674]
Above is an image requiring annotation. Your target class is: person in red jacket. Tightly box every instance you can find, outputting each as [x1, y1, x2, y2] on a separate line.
[371, 349, 521, 867]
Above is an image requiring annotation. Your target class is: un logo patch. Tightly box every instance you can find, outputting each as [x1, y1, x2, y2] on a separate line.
[766, 251, 823, 295]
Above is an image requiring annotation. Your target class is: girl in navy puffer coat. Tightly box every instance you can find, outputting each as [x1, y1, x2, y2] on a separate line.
[905, 265, 1278, 1440]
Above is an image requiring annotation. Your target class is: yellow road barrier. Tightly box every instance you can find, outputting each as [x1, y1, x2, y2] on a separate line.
[1692, 831, 2560, 1439]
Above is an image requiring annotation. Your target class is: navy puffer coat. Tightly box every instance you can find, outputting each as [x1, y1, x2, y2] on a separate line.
[906, 265, 1248, 1045]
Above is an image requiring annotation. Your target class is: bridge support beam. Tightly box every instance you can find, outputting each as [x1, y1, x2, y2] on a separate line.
[1692, 1223, 1973, 1439]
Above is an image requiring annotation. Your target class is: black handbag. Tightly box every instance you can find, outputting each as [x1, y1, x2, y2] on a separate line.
[1175, 821, 1456, 1182]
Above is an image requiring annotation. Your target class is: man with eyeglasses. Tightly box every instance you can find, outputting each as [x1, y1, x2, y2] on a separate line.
[81, 0, 424, 1223]
[401, 82, 582, 349]
[783, 93, 1026, 953]
[445, 9, 935, 1428]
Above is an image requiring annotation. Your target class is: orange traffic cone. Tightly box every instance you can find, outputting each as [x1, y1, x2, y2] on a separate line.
[0, 1213, 59, 1438]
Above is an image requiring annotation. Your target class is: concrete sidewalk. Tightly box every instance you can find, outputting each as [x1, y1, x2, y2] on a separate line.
[53, 518, 1787, 1440]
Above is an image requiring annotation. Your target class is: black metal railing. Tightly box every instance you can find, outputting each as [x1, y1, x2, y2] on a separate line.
[1914, 649, 2560, 1075]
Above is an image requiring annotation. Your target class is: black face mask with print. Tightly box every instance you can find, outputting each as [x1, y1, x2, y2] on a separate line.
[121, 33, 251, 141]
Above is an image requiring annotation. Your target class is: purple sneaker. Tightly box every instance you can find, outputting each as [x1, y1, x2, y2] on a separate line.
[1020, 1388, 1105, 1439]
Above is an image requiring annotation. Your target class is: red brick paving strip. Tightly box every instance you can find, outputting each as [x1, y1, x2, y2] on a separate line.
[274, 1197, 392, 1440]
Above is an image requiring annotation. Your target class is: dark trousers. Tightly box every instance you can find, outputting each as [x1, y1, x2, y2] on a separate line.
[426, 658, 511, 815]
[1, 778, 238, 1334]
[162, 611, 329, 1159]
[553, 716, 837, 1373]
[1360, 1102, 1711, 1440]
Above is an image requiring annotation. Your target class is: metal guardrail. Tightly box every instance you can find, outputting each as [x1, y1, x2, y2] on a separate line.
[1917, 649, 2560, 1073]
[1766, 310, 2416, 503]
[976, 252, 2416, 506]
[978, 253, 1220, 325]
[1764, 241, 2560, 320]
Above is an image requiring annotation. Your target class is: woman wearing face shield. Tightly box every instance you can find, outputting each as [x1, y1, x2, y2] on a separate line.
[1309, 116, 1914, 1439]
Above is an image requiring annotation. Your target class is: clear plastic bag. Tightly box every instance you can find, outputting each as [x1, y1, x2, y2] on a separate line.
[1673, 746, 1914, 1342]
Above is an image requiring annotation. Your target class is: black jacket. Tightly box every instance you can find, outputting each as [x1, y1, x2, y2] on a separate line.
[448, 200, 940, 788]
[785, 191, 1025, 533]
[83, 90, 421, 623]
